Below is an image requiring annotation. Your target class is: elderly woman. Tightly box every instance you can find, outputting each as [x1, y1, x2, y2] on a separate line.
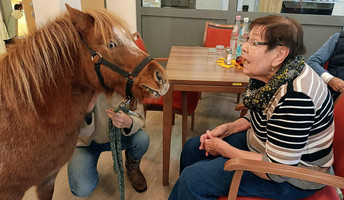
[169, 15, 334, 200]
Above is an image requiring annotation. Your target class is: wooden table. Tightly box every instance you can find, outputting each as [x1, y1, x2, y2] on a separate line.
[162, 46, 249, 186]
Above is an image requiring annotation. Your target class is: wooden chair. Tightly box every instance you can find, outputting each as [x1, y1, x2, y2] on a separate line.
[133, 32, 200, 145]
[218, 92, 344, 200]
[203, 21, 241, 103]
[203, 22, 234, 48]
[133, 32, 167, 63]
[234, 102, 247, 118]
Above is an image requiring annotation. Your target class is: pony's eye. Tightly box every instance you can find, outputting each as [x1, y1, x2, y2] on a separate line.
[108, 42, 117, 49]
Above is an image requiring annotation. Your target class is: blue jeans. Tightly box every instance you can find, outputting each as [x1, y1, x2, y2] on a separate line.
[67, 129, 149, 197]
[169, 131, 318, 200]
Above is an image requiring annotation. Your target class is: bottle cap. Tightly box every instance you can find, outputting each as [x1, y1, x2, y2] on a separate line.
[244, 17, 249, 22]
[236, 15, 241, 20]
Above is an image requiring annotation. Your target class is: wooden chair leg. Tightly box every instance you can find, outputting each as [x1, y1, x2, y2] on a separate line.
[172, 112, 175, 125]
[236, 93, 241, 103]
[228, 170, 244, 200]
[191, 113, 195, 131]
[182, 92, 187, 147]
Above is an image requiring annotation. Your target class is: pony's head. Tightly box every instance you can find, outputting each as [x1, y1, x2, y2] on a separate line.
[66, 5, 169, 101]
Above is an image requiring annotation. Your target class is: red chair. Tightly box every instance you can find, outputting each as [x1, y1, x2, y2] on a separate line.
[203, 22, 241, 103]
[133, 32, 200, 145]
[219, 92, 344, 200]
[203, 21, 234, 48]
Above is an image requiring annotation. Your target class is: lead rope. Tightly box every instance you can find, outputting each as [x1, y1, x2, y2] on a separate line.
[108, 102, 130, 200]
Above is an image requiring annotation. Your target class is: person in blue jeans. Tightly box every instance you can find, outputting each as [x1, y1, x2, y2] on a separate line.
[169, 15, 334, 200]
[307, 31, 344, 101]
[68, 93, 149, 197]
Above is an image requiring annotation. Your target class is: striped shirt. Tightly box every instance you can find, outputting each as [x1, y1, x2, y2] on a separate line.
[246, 64, 334, 190]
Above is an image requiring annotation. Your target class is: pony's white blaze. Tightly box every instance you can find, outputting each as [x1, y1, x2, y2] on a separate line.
[112, 27, 140, 57]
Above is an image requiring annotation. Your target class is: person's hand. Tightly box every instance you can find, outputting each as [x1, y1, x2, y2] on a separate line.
[210, 123, 230, 139]
[328, 77, 344, 93]
[200, 124, 228, 149]
[204, 137, 226, 157]
[199, 130, 214, 154]
[105, 110, 133, 129]
[200, 124, 229, 156]
[199, 124, 228, 151]
[87, 92, 99, 113]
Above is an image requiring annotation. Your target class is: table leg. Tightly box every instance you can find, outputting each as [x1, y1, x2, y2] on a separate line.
[182, 91, 187, 147]
[163, 86, 173, 186]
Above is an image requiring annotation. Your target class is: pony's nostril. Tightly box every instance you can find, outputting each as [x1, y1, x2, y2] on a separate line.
[156, 71, 163, 84]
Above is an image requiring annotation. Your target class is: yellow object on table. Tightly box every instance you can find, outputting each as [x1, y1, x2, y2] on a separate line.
[216, 58, 243, 69]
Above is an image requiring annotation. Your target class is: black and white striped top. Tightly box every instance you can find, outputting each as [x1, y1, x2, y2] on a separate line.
[246, 64, 334, 190]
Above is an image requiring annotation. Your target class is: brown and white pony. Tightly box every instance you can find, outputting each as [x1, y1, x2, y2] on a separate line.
[0, 5, 168, 200]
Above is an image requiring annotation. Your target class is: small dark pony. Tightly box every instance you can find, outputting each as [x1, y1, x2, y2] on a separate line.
[0, 5, 169, 200]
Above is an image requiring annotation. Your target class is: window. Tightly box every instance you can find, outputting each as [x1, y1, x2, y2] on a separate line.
[237, 0, 344, 16]
[142, 0, 229, 10]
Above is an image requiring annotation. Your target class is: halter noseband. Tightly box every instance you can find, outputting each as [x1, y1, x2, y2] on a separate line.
[81, 38, 153, 100]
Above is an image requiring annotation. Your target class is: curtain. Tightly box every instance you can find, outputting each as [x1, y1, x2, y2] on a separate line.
[0, 21, 9, 54]
[259, 0, 283, 13]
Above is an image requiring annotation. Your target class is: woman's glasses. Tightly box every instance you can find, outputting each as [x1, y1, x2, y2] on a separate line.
[245, 39, 269, 47]
[245, 38, 282, 48]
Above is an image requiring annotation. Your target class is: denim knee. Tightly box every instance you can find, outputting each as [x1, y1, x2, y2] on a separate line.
[70, 178, 98, 197]
[180, 137, 202, 172]
[123, 129, 149, 161]
[173, 166, 205, 199]
[182, 137, 200, 154]
[133, 129, 150, 149]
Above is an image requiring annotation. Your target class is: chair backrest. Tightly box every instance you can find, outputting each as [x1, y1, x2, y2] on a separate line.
[133, 31, 147, 53]
[333, 92, 344, 195]
[203, 22, 234, 48]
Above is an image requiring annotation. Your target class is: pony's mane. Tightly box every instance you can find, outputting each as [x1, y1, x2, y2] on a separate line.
[0, 8, 129, 114]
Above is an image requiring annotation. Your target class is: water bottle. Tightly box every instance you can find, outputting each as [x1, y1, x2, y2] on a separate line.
[236, 17, 249, 58]
[229, 15, 241, 59]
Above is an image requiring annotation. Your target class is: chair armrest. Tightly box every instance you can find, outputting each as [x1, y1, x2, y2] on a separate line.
[234, 103, 246, 111]
[234, 103, 248, 118]
[224, 158, 344, 189]
[155, 58, 168, 62]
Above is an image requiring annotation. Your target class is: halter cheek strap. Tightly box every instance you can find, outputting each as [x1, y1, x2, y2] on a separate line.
[81, 38, 153, 99]
[125, 56, 153, 99]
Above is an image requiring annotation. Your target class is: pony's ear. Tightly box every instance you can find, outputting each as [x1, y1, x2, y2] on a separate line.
[65, 3, 94, 33]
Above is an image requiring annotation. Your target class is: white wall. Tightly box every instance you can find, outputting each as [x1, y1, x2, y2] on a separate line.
[106, 0, 137, 33]
[32, 0, 81, 27]
[32, 0, 137, 32]
[0, 9, 3, 21]
[332, 2, 344, 16]
[59, 0, 82, 12]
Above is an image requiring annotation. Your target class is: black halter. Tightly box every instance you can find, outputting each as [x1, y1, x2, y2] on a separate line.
[81, 38, 153, 100]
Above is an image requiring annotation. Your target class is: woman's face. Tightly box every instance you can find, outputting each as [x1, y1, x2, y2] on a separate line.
[241, 26, 280, 83]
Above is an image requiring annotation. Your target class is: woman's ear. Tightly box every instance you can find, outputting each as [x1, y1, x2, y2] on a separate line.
[272, 46, 289, 67]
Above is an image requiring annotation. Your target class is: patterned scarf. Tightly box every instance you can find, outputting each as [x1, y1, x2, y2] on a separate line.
[242, 56, 305, 112]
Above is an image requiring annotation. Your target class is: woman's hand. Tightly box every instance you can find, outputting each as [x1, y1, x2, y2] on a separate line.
[211, 123, 230, 139]
[199, 126, 228, 156]
[328, 77, 344, 93]
[199, 130, 214, 155]
[105, 110, 133, 129]
[204, 137, 227, 157]
[199, 124, 229, 151]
